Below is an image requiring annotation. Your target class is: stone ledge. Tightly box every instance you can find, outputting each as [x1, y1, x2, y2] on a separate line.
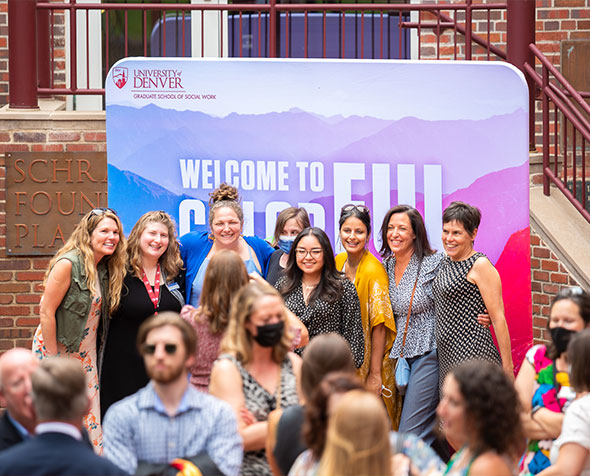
[0, 99, 105, 121]
[530, 185, 590, 290]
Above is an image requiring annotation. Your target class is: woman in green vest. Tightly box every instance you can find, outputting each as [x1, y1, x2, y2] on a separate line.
[33, 208, 127, 453]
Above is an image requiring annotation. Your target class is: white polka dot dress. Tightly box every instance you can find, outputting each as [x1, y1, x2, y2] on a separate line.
[433, 252, 501, 393]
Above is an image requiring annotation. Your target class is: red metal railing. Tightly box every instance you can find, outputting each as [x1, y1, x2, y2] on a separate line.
[524, 44, 590, 223]
[10, 0, 509, 103]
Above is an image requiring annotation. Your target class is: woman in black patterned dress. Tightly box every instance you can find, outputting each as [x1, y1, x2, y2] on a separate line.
[209, 282, 301, 476]
[276, 227, 365, 369]
[432, 201, 513, 400]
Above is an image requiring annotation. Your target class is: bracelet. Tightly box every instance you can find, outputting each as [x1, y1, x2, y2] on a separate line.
[531, 405, 543, 417]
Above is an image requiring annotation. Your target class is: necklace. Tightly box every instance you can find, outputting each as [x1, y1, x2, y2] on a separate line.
[303, 283, 317, 291]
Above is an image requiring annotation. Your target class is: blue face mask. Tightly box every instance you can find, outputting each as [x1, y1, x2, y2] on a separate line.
[278, 235, 296, 254]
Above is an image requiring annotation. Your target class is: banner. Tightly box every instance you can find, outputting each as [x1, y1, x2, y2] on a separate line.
[106, 58, 531, 365]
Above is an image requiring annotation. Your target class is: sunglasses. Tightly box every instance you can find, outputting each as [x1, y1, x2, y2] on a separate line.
[142, 343, 177, 355]
[558, 286, 586, 298]
[342, 204, 370, 214]
[90, 207, 118, 217]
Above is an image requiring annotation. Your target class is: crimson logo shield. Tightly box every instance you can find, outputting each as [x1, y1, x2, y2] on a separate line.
[113, 67, 128, 89]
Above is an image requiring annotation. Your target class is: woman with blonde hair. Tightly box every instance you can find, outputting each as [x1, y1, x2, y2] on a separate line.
[317, 389, 391, 476]
[33, 208, 127, 451]
[210, 282, 301, 476]
[100, 211, 184, 416]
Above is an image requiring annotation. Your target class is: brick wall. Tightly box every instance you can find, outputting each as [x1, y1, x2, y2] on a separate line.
[530, 225, 579, 347]
[0, 115, 105, 350]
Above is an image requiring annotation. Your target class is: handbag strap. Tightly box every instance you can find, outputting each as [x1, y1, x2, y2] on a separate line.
[399, 259, 422, 358]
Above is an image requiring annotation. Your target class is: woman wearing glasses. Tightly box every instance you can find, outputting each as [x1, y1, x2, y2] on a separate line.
[515, 287, 590, 475]
[209, 282, 301, 476]
[335, 204, 401, 428]
[33, 208, 127, 452]
[180, 183, 274, 307]
[100, 211, 184, 417]
[277, 227, 364, 368]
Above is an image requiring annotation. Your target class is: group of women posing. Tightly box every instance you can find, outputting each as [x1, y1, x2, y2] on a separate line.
[33, 182, 514, 469]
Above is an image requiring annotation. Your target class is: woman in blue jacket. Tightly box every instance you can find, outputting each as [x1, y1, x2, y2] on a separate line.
[181, 183, 274, 306]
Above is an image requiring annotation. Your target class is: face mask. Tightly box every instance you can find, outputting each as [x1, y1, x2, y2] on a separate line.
[550, 327, 576, 356]
[253, 321, 284, 347]
[278, 235, 296, 254]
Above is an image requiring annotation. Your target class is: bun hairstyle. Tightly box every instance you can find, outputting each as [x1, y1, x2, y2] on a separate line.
[208, 183, 244, 228]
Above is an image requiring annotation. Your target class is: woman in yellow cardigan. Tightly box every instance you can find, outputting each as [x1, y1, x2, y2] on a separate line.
[335, 204, 400, 428]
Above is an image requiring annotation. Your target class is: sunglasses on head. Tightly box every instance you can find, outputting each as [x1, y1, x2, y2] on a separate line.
[342, 204, 370, 214]
[558, 286, 586, 298]
[142, 343, 177, 355]
[90, 207, 118, 217]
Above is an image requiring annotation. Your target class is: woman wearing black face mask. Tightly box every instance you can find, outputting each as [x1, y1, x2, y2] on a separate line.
[209, 282, 302, 476]
[515, 286, 590, 475]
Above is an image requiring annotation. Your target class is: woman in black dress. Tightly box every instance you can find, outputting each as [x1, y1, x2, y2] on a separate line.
[100, 211, 184, 417]
[276, 227, 364, 368]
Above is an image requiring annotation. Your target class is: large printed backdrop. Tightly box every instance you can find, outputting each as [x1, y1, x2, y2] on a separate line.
[106, 58, 531, 367]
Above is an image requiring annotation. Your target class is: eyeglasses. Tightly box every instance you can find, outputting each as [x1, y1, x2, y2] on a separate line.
[342, 204, 370, 214]
[90, 207, 118, 217]
[295, 248, 323, 258]
[142, 343, 177, 355]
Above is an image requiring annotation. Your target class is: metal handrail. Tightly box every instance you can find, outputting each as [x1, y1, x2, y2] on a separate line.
[525, 43, 590, 223]
[23, 0, 509, 100]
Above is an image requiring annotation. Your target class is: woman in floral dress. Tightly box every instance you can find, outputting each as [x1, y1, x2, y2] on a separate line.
[33, 208, 127, 453]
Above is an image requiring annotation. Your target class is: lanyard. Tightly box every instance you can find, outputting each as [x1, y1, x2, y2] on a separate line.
[141, 264, 161, 314]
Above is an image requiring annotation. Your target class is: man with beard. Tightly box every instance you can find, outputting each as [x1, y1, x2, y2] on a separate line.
[102, 312, 242, 476]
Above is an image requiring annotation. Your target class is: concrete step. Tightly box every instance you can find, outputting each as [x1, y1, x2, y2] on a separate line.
[530, 185, 590, 289]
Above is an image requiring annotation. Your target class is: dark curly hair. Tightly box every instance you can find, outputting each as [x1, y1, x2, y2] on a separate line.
[302, 371, 364, 460]
[451, 361, 525, 460]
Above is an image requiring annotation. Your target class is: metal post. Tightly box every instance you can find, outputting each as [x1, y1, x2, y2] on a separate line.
[507, 0, 536, 150]
[464, 0, 472, 60]
[8, 0, 38, 108]
[542, 67, 549, 196]
[269, 0, 277, 58]
[37, 7, 51, 96]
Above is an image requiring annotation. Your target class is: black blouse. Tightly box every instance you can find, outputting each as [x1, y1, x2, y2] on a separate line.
[100, 272, 183, 418]
[278, 277, 364, 368]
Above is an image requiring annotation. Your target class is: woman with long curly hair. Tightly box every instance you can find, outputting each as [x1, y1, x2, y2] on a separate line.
[100, 211, 184, 417]
[437, 360, 525, 475]
[277, 227, 364, 368]
[210, 282, 301, 476]
[33, 208, 127, 451]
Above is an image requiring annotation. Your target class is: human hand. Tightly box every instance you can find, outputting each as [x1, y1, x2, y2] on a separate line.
[366, 372, 382, 397]
[239, 407, 256, 426]
[477, 310, 491, 328]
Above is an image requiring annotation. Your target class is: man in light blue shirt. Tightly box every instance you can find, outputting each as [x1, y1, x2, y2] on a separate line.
[103, 312, 242, 476]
